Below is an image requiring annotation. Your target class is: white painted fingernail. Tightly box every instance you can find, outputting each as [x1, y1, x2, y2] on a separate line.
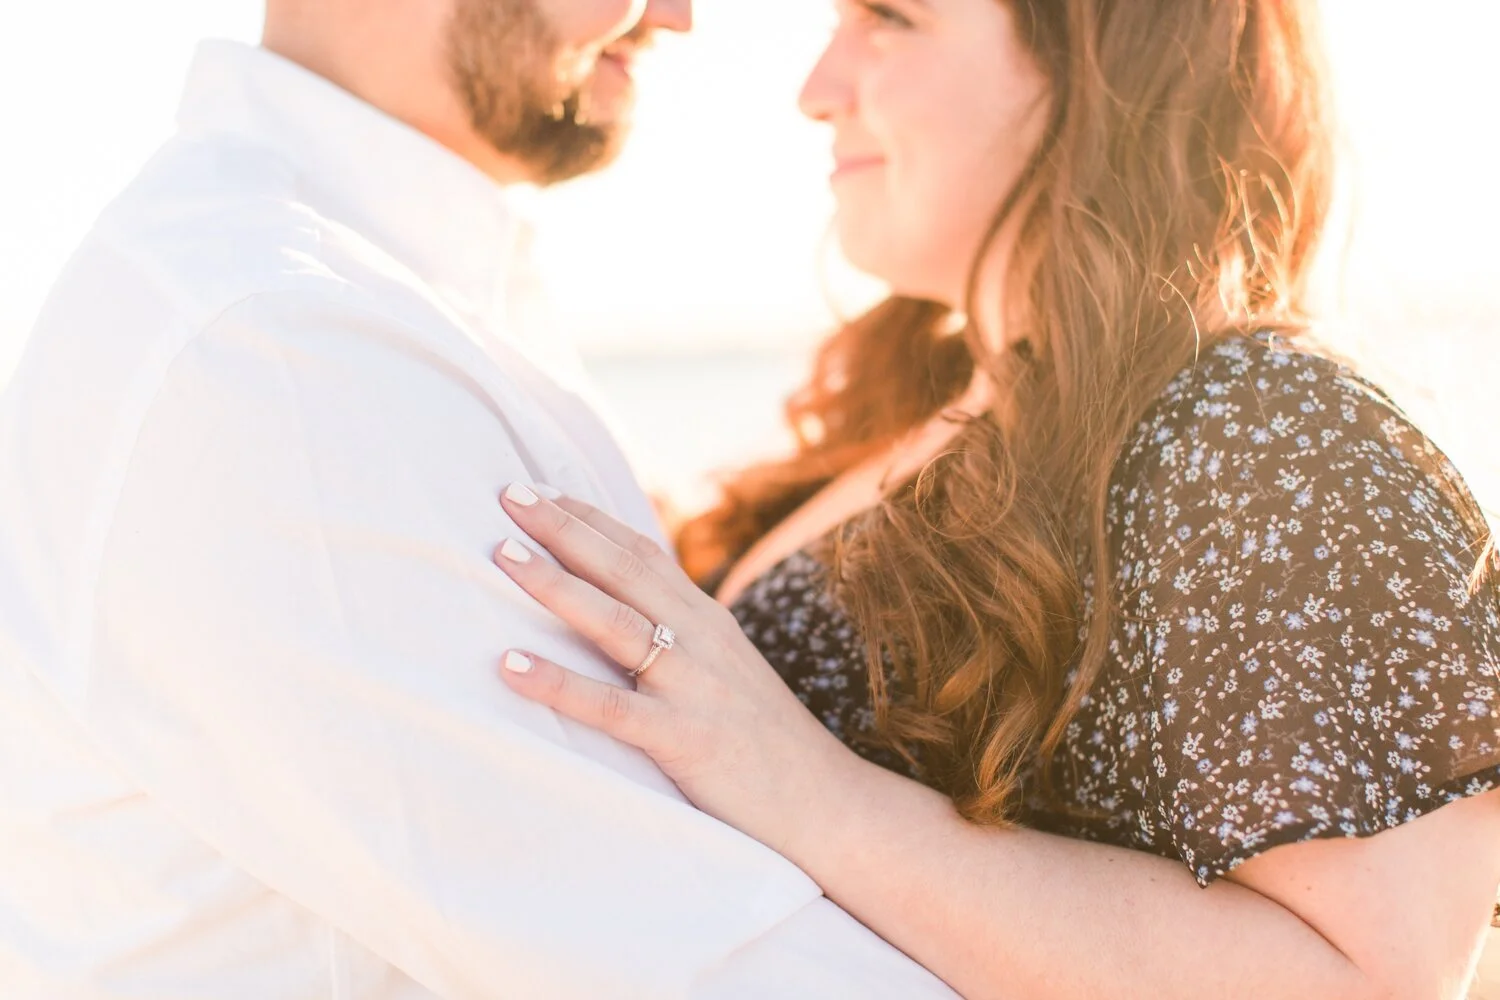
[498, 539, 532, 564]
[502, 651, 534, 674]
[535, 483, 563, 500]
[504, 483, 539, 507]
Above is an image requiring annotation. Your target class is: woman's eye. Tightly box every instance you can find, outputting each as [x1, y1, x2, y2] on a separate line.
[854, 0, 914, 29]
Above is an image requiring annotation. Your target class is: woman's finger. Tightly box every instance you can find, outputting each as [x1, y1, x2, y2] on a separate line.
[501, 483, 687, 620]
[549, 495, 696, 592]
[499, 651, 661, 747]
[493, 537, 663, 675]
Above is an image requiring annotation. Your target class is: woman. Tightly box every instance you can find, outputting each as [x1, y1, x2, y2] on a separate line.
[490, 0, 1500, 995]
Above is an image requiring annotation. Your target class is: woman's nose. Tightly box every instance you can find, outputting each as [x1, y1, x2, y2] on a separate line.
[797, 37, 855, 124]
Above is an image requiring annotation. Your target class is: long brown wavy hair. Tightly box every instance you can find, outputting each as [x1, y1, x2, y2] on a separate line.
[678, 0, 1341, 824]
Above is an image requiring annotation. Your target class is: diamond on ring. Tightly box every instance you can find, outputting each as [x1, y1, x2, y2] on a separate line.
[631, 623, 676, 678]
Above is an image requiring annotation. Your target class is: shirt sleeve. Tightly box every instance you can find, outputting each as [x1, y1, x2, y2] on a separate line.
[1119, 345, 1500, 885]
[77, 288, 953, 999]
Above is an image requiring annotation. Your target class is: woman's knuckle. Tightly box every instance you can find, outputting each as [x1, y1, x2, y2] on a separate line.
[704, 602, 739, 633]
[550, 509, 581, 541]
[612, 547, 647, 583]
[609, 601, 644, 637]
[540, 667, 570, 700]
[598, 686, 634, 726]
[527, 559, 563, 593]
[630, 535, 664, 563]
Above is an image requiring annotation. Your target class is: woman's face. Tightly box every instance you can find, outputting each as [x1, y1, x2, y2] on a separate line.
[800, 0, 1052, 306]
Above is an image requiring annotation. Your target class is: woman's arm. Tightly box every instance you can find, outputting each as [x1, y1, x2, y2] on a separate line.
[489, 487, 1500, 1000]
[789, 745, 1500, 1000]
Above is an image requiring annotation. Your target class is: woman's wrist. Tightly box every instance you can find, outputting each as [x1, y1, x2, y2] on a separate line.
[775, 733, 953, 889]
[765, 722, 865, 865]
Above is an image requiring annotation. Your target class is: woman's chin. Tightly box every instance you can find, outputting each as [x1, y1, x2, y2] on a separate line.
[830, 219, 961, 305]
[831, 232, 892, 286]
[839, 252, 946, 306]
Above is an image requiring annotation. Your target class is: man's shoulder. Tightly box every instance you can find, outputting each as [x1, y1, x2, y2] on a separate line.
[11, 129, 465, 430]
[79, 131, 407, 327]
[0, 131, 486, 566]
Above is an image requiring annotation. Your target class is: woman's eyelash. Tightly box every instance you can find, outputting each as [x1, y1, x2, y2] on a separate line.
[855, 1, 914, 29]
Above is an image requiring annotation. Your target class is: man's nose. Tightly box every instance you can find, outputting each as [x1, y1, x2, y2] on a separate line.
[641, 0, 692, 33]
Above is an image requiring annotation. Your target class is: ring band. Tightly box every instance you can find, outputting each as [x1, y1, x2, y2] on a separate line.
[630, 623, 676, 678]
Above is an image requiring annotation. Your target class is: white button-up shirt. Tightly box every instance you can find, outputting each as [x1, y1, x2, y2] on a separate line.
[0, 41, 955, 1000]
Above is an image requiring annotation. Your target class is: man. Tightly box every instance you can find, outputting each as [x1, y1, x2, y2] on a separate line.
[0, 0, 956, 996]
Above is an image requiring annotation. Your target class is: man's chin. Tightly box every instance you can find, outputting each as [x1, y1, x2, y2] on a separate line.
[469, 67, 638, 186]
[513, 122, 629, 187]
[584, 61, 636, 121]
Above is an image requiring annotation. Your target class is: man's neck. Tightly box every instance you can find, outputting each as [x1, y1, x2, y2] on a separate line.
[259, 28, 531, 186]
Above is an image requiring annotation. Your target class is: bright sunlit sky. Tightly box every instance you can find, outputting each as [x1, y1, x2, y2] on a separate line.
[1, 1, 1497, 499]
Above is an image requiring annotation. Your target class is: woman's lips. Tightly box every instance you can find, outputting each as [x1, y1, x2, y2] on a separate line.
[831, 157, 886, 182]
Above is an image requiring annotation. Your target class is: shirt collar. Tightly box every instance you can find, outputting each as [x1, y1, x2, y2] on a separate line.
[175, 39, 523, 332]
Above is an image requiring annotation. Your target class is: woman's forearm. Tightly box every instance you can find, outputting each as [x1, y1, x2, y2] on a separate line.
[487, 490, 1493, 998]
[786, 753, 1378, 1000]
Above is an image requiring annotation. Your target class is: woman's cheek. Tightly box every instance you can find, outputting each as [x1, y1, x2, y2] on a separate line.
[860, 59, 927, 152]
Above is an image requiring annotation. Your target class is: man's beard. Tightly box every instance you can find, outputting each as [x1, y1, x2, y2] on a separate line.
[446, 0, 631, 186]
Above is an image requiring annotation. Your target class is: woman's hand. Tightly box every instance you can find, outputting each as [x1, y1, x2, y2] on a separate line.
[491, 483, 856, 859]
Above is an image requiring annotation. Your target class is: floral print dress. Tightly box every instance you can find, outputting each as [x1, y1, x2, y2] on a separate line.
[729, 334, 1500, 884]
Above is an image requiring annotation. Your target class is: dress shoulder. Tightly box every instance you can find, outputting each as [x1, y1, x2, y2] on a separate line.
[1106, 334, 1500, 884]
